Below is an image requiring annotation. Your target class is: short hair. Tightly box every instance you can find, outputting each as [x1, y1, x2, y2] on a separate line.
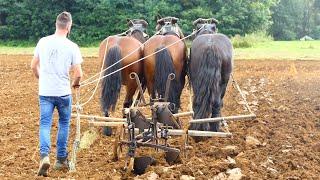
[56, 11, 72, 30]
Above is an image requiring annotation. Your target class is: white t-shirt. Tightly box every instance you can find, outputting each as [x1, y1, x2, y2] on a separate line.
[34, 35, 83, 96]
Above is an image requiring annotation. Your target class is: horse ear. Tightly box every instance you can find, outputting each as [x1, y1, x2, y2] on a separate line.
[211, 18, 219, 24]
[141, 19, 148, 28]
[127, 19, 133, 27]
[193, 18, 202, 26]
[156, 14, 162, 21]
[172, 17, 179, 24]
[157, 17, 165, 25]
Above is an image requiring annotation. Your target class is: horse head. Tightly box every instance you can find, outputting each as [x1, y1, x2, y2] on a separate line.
[156, 16, 184, 38]
[127, 19, 149, 43]
[193, 18, 218, 36]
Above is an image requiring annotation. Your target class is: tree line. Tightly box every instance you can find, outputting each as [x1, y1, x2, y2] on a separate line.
[0, 0, 319, 45]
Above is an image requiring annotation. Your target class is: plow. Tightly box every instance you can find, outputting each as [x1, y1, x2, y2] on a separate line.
[69, 71, 256, 175]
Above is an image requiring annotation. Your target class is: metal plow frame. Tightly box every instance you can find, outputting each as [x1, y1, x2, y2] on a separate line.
[68, 72, 256, 175]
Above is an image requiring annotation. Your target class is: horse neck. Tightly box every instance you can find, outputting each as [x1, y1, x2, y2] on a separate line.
[129, 30, 146, 43]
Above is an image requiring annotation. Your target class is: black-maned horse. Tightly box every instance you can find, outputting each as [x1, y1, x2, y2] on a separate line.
[189, 18, 233, 132]
[99, 19, 148, 135]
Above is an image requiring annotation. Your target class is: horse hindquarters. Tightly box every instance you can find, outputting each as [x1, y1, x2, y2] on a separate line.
[101, 46, 122, 115]
[154, 46, 181, 111]
[190, 46, 222, 132]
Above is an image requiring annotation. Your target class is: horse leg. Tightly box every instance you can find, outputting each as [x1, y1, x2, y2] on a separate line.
[146, 81, 156, 103]
[137, 75, 147, 105]
[103, 111, 113, 136]
[210, 97, 222, 132]
[123, 82, 137, 117]
[220, 75, 230, 108]
[210, 72, 230, 132]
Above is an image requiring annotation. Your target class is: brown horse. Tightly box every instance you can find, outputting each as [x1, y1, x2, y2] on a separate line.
[188, 18, 233, 132]
[143, 17, 187, 113]
[99, 19, 148, 128]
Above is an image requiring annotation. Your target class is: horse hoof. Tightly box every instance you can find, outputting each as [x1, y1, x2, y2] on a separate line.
[103, 126, 112, 136]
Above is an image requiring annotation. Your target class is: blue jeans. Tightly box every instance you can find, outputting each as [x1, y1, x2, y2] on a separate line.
[39, 95, 72, 159]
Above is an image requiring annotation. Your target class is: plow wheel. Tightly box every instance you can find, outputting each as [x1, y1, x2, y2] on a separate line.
[113, 125, 124, 161]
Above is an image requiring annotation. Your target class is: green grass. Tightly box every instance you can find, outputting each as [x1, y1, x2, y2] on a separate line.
[234, 41, 320, 60]
[232, 32, 273, 48]
[1, 41, 320, 60]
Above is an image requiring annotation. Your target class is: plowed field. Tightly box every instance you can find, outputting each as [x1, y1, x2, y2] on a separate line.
[0, 55, 319, 179]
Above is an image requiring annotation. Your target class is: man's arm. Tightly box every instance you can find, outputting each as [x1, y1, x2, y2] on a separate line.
[31, 56, 40, 79]
[72, 64, 83, 88]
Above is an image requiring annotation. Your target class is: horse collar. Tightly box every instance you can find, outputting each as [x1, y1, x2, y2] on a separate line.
[129, 24, 148, 37]
[196, 24, 217, 37]
[159, 24, 180, 38]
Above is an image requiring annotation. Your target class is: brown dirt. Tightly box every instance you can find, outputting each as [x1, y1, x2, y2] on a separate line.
[0, 54, 319, 179]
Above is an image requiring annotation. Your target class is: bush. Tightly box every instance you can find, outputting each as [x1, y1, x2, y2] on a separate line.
[231, 32, 273, 48]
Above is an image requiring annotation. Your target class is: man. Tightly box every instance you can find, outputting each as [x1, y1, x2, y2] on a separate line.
[31, 11, 83, 177]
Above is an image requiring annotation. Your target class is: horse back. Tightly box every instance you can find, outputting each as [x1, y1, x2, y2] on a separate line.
[144, 35, 187, 73]
[99, 36, 144, 83]
[190, 33, 233, 74]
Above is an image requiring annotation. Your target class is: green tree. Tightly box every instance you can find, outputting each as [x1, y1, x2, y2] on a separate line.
[214, 0, 277, 36]
[270, 0, 320, 40]
[0, 0, 281, 44]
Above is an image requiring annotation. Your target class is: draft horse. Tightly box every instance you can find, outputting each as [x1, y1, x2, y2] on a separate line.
[99, 19, 148, 135]
[189, 18, 233, 132]
[143, 17, 187, 114]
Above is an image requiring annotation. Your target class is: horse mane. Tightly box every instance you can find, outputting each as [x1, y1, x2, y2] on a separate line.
[129, 30, 147, 43]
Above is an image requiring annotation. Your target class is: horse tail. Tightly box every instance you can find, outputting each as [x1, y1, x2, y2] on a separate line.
[191, 46, 221, 122]
[154, 46, 181, 110]
[100, 46, 122, 113]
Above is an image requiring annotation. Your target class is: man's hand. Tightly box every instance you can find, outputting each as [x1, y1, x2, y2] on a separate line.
[72, 77, 81, 89]
[72, 64, 83, 89]
[31, 56, 40, 79]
